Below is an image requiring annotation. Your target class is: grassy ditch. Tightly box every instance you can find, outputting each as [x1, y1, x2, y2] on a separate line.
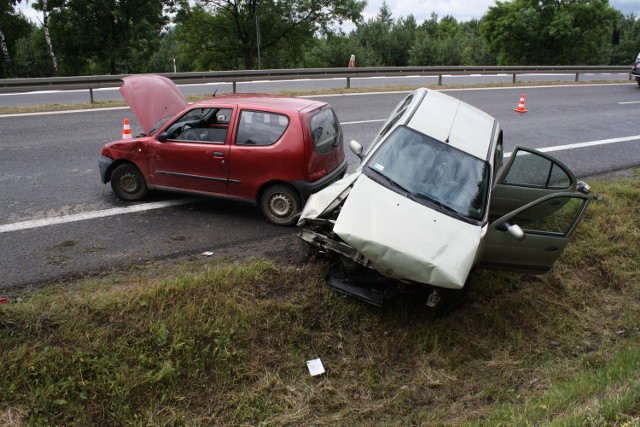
[1, 173, 640, 426]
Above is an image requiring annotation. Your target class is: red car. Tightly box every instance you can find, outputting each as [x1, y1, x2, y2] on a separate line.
[99, 74, 347, 226]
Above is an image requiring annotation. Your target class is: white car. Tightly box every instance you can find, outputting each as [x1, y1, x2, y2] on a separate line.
[298, 88, 591, 307]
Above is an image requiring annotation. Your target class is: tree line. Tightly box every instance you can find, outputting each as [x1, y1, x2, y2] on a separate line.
[1, 0, 638, 78]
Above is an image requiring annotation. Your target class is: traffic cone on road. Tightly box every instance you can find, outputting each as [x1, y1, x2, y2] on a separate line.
[514, 93, 528, 113]
[122, 118, 132, 139]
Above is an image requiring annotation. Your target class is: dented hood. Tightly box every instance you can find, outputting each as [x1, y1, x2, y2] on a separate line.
[333, 175, 483, 289]
[119, 74, 188, 135]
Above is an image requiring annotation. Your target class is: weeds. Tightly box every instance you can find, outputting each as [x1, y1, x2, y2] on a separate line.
[1, 175, 639, 425]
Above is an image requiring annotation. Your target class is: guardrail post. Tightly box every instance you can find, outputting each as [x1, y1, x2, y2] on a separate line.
[346, 76, 351, 89]
[513, 73, 517, 84]
[232, 81, 237, 93]
[438, 74, 442, 85]
[575, 72, 579, 82]
[89, 88, 94, 104]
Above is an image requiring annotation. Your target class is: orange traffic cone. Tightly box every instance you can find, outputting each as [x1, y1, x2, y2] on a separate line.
[514, 93, 527, 113]
[122, 118, 132, 139]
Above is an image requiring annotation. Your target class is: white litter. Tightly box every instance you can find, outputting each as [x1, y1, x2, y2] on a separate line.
[306, 358, 325, 376]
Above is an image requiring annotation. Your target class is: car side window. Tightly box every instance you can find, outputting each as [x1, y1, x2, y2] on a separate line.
[509, 196, 586, 236]
[168, 108, 232, 143]
[235, 110, 289, 146]
[502, 149, 571, 189]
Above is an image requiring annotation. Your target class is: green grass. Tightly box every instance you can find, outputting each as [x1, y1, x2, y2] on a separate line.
[1, 172, 640, 426]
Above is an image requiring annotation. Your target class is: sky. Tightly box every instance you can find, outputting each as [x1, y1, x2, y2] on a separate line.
[15, 0, 640, 27]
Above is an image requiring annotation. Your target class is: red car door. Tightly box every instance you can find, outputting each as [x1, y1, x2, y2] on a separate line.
[147, 107, 234, 195]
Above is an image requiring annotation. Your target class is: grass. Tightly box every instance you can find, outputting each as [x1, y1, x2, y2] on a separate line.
[0, 79, 629, 115]
[1, 172, 640, 426]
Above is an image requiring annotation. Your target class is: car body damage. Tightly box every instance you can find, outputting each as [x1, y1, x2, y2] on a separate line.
[298, 88, 591, 307]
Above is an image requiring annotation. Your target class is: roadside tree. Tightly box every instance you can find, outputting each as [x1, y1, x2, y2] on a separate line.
[481, 0, 619, 65]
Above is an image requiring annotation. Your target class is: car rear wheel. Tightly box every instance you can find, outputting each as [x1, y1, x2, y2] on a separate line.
[260, 184, 301, 226]
[110, 163, 148, 201]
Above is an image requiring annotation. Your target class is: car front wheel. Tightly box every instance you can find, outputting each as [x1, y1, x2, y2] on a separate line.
[260, 184, 301, 226]
[110, 163, 148, 201]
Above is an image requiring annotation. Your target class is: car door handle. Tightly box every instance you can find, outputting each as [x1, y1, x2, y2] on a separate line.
[213, 152, 224, 158]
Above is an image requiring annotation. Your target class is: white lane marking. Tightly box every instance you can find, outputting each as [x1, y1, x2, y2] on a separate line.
[0, 198, 200, 234]
[619, 101, 640, 105]
[0, 106, 129, 118]
[504, 135, 640, 157]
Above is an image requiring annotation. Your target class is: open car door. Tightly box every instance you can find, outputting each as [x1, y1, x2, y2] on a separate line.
[489, 146, 578, 219]
[479, 192, 590, 273]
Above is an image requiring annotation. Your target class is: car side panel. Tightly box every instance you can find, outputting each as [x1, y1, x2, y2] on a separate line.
[226, 111, 304, 201]
[146, 140, 230, 194]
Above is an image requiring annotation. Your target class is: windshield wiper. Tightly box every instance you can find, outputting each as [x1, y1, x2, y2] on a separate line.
[410, 191, 470, 221]
[367, 167, 411, 196]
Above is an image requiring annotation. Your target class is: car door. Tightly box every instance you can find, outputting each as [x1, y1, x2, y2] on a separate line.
[479, 192, 590, 273]
[489, 146, 578, 220]
[148, 106, 235, 194]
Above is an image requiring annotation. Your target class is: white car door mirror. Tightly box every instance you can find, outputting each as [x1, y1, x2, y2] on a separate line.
[507, 223, 525, 241]
[349, 140, 363, 157]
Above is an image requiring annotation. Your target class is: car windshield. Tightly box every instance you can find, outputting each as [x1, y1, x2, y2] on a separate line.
[149, 115, 173, 135]
[364, 125, 490, 222]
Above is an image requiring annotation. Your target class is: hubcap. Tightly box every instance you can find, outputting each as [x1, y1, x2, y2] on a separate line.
[270, 193, 292, 218]
[120, 173, 140, 194]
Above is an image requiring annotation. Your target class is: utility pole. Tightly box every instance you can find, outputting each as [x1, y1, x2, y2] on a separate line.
[256, 16, 262, 70]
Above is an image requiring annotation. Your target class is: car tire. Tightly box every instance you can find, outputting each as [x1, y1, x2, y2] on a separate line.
[110, 163, 148, 201]
[260, 184, 301, 226]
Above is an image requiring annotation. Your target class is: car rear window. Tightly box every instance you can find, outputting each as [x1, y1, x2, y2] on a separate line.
[235, 110, 289, 146]
[309, 108, 341, 155]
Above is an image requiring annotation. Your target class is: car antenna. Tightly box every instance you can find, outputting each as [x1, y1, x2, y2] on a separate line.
[445, 92, 464, 144]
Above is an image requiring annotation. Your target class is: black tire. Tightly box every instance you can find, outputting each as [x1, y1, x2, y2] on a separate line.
[637, 80, 640, 87]
[260, 184, 301, 226]
[110, 163, 148, 201]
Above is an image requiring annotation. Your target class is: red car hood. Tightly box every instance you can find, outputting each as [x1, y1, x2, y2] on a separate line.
[119, 74, 188, 135]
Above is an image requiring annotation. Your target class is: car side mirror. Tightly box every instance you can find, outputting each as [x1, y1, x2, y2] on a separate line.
[577, 181, 591, 194]
[497, 221, 525, 240]
[157, 132, 169, 142]
[349, 140, 363, 158]
[507, 223, 525, 241]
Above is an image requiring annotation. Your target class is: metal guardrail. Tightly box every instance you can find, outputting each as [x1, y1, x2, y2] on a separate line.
[0, 65, 630, 103]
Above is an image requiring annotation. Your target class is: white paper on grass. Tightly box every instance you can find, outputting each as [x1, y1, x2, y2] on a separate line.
[306, 358, 325, 376]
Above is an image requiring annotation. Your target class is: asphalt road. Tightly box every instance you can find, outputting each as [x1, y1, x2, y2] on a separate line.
[1, 83, 640, 291]
[0, 71, 631, 107]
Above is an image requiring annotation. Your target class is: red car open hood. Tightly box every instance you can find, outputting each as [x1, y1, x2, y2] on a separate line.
[119, 74, 188, 135]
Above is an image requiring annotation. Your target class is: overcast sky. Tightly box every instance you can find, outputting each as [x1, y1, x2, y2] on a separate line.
[15, 0, 640, 26]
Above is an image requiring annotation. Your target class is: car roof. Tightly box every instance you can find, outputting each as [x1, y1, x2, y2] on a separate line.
[192, 93, 326, 112]
[406, 89, 497, 160]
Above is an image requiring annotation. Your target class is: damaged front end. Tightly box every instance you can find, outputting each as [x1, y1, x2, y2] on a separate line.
[300, 217, 446, 308]
[298, 176, 468, 308]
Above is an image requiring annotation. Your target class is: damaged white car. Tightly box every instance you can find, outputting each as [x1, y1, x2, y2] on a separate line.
[298, 88, 591, 307]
